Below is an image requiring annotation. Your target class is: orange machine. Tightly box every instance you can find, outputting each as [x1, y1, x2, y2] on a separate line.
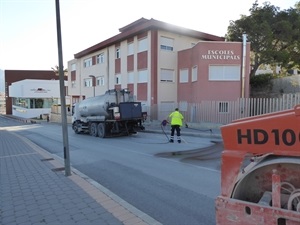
[216, 105, 300, 225]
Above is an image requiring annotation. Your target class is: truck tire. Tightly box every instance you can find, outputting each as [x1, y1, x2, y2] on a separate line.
[73, 122, 80, 134]
[97, 123, 106, 138]
[90, 123, 98, 137]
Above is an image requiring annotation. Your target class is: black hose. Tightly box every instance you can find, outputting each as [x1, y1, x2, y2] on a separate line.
[161, 124, 170, 141]
[186, 127, 213, 133]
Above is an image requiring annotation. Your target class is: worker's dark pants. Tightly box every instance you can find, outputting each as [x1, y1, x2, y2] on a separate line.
[170, 125, 181, 141]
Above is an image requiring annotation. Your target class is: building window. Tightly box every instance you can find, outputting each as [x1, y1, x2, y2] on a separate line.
[71, 81, 76, 88]
[209, 65, 241, 81]
[97, 53, 104, 64]
[128, 42, 134, 55]
[138, 37, 148, 53]
[13, 98, 29, 108]
[97, 76, 105, 86]
[138, 70, 148, 83]
[116, 47, 120, 59]
[219, 102, 229, 113]
[160, 69, 174, 82]
[192, 66, 198, 82]
[179, 69, 188, 83]
[160, 37, 174, 51]
[12, 97, 56, 109]
[71, 63, 76, 71]
[128, 72, 134, 84]
[84, 78, 93, 87]
[84, 58, 92, 68]
[115, 74, 121, 85]
[161, 101, 176, 113]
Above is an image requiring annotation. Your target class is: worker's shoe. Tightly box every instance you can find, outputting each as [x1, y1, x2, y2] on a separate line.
[169, 139, 174, 143]
[177, 140, 181, 143]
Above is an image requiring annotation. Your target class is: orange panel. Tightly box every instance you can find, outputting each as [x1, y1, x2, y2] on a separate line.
[217, 105, 300, 224]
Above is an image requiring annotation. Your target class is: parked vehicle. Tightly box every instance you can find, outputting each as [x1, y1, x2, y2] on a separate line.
[72, 89, 145, 138]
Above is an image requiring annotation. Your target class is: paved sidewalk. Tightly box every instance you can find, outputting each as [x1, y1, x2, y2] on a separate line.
[0, 129, 161, 225]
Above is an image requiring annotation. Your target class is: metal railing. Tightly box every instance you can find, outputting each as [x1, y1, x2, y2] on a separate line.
[144, 93, 300, 125]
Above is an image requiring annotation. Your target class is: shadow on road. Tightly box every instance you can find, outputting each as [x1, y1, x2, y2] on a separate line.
[155, 141, 224, 170]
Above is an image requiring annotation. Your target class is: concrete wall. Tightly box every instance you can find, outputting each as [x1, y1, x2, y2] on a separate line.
[50, 113, 72, 124]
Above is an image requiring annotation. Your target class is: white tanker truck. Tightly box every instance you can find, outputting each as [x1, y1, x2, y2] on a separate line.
[72, 89, 145, 138]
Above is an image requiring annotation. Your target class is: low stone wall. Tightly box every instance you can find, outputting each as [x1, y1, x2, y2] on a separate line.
[50, 113, 72, 124]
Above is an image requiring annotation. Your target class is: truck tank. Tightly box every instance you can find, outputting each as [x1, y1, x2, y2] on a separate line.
[78, 89, 133, 118]
[72, 88, 144, 137]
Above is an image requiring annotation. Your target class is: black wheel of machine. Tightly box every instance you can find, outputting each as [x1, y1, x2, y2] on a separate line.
[97, 123, 106, 138]
[73, 122, 80, 134]
[90, 123, 98, 137]
[231, 156, 300, 211]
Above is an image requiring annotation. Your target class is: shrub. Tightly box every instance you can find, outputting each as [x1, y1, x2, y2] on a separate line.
[250, 74, 272, 88]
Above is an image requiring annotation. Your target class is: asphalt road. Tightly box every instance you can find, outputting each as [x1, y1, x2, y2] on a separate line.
[1, 116, 223, 225]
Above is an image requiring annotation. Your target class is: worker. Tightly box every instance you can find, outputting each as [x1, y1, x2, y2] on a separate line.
[168, 108, 184, 143]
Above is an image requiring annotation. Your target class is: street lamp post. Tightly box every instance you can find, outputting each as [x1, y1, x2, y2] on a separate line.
[89, 75, 96, 97]
[55, 0, 71, 176]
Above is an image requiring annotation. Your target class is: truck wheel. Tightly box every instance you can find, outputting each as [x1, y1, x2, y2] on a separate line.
[73, 122, 80, 134]
[97, 123, 106, 138]
[90, 123, 98, 137]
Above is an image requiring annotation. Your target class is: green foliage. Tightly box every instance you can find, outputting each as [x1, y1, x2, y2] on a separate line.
[250, 74, 272, 88]
[226, 1, 300, 77]
[51, 65, 68, 76]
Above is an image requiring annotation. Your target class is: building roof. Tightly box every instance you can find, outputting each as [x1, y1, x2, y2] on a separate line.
[11, 79, 62, 85]
[74, 18, 225, 59]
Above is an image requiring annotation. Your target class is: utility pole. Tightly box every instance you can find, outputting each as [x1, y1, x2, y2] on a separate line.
[55, 0, 71, 176]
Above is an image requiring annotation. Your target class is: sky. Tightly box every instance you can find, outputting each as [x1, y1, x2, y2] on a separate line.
[0, 0, 297, 74]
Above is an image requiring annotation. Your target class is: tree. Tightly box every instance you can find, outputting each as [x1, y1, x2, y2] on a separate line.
[284, 5, 300, 70]
[51, 65, 68, 76]
[226, 1, 300, 76]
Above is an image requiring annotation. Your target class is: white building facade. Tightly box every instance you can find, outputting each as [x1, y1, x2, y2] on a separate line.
[9, 79, 69, 119]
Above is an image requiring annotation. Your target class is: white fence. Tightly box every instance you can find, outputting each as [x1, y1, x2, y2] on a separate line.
[147, 93, 300, 125]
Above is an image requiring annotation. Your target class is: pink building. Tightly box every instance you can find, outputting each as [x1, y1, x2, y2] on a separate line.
[178, 41, 250, 103]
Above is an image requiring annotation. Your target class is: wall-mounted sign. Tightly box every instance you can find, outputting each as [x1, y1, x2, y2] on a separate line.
[201, 50, 240, 60]
[30, 88, 50, 93]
